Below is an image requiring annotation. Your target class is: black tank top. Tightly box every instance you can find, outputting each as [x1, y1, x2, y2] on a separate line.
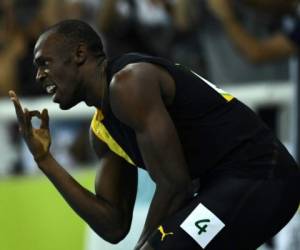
[91, 53, 275, 178]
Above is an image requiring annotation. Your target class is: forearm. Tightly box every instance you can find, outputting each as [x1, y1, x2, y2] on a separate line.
[36, 153, 124, 243]
[137, 184, 190, 247]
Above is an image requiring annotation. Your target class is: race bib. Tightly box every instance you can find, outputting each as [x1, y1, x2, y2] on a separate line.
[180, 203, 225, 248]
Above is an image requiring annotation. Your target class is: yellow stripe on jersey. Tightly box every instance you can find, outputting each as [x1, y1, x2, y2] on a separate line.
[222, 93, 234, 102]
[191, 71, 234, 102]
[91, 109, 135, 166]
[175, 63, 234, 102]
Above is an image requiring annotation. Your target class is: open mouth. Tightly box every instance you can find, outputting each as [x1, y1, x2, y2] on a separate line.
[46, 84, 57, 94]
[42, 79, 60, 103]
[46, 84, 56, 95]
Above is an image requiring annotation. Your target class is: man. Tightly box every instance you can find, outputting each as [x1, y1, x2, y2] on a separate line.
[9, 20, 300, 250]
[208, 0, 299, 63]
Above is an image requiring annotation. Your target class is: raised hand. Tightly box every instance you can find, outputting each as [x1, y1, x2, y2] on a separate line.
[9, 90, 51, 162]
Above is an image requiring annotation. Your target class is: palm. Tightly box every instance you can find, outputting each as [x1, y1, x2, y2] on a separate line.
[30, 127, 51, 155]
[9, 90, 52, 161]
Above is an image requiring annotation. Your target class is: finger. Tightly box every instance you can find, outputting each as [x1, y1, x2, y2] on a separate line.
[8, 90, 17, 98]
[24, 108, 33, 135]
[9, 90, 22, 107]
[8, 90, 16, 98]
[27, 110, 42, 127]
[9, 90, 25, 125]
[24, 109, 42, 135]
[28, 110, 42, 119]
[40, 109, 49, 130]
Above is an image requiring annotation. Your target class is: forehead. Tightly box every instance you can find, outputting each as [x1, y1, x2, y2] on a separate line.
[34, 32, 63, 60]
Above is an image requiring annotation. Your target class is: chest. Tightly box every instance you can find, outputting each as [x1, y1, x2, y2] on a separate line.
[91, 109, 145, 168]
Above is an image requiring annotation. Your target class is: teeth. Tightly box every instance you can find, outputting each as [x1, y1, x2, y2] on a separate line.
[46, 85, 56, 94]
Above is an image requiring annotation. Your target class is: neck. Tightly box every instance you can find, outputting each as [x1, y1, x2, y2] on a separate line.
[84, 58, 108, 109]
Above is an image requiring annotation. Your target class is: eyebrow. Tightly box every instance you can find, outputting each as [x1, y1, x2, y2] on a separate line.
[33, 56, 50, 67]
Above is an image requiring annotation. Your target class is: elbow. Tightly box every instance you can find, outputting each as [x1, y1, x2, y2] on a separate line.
[90, 215, 131, 244]
[103, 230, 128, 244]
[92, 224, 130, 244]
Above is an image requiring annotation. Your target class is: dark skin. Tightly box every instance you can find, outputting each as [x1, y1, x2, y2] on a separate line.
[9, 31, 193, 249]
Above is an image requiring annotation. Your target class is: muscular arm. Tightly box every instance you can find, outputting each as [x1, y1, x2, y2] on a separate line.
[9, 91, 137, 243]
[37, 131, 137, 243]
[110, 63, 193, 247]
[208, 0, 297, 63]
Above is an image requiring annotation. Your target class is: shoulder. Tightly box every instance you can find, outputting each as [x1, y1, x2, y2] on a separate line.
[109, 62, 161, 105]
[109, 61, 175, 99]
[108, 63, 164, 130]
[111, 62, 159, 87]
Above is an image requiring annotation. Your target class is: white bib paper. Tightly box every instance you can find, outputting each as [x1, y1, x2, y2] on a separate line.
[180, 203, 225, 248]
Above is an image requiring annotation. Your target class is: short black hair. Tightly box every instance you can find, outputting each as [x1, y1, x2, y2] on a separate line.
[44, 19, 105, 58]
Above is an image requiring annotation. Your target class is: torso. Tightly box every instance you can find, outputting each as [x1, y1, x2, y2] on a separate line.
[91, 53, 279, 178]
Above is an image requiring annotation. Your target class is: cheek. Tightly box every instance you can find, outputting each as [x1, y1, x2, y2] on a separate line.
[51, 63, 78, 93]
[54, 71, 76, 91]
[59, 79, 79, 103]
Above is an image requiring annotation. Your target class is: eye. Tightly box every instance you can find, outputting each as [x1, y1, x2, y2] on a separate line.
[43, 60, 50, 67]
[34, 57, 52, 69]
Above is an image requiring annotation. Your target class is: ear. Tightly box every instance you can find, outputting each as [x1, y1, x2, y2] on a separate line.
[74, 42, 87, 65]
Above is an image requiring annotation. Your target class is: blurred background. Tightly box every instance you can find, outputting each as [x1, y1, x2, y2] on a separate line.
[0, 0, 299, 249]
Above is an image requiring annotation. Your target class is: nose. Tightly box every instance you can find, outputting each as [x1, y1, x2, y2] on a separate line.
[35, 68, 47, 83]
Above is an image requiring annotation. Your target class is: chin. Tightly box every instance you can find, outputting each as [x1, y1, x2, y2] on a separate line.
[59, 104, 71, 110]
[59, 102, 74, 110]
[59, 99, 81, 110]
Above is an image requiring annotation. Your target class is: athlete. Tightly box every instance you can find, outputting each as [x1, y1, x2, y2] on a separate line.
[9, 19, 300, 250]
